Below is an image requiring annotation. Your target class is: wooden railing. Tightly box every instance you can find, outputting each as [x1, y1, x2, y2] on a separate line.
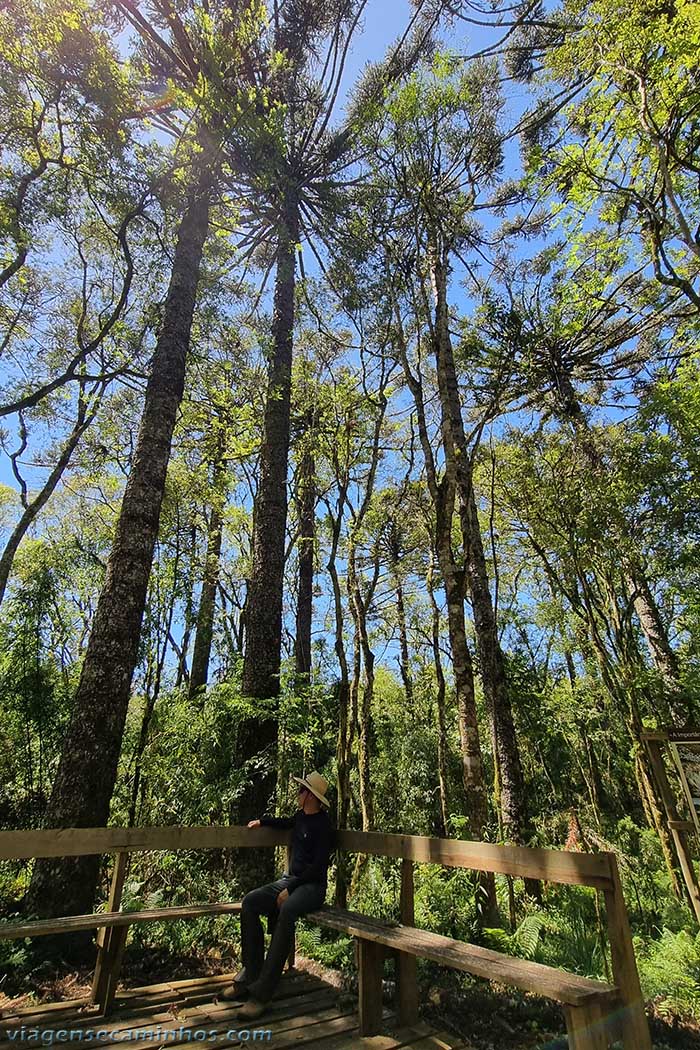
[0, 826, 649, 1050]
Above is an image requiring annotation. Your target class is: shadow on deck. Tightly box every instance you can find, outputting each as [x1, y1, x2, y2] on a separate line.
[0, 969, 469, 1050]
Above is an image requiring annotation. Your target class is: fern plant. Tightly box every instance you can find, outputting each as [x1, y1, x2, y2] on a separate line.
[638, 928, 700, 1021]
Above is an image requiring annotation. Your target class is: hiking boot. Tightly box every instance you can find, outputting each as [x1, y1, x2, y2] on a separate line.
[233, 999, 266, 1021]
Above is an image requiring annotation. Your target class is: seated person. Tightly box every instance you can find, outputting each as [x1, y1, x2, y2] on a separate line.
[222, 771, 334, 1021]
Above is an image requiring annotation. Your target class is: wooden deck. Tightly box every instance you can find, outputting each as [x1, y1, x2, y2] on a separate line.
[0, 970, 469, 1050]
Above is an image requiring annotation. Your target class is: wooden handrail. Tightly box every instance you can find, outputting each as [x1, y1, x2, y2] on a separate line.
[0, 825, 613, 889]
[0, 825, 286, 860]
[336, 830, 613, 888]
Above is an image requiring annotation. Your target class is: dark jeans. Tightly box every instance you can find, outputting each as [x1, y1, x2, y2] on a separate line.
[235, 875, 326, 1002]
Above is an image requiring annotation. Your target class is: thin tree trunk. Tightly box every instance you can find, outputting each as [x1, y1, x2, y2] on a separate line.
[396, 317, 497, 920]
[27, 153, 214, 924]
[294, 423, 315, 684]
[553, 372, 690, 727]
[326, 481, 352, 908]
[625, 564, 690, 724]
[347, 537, 377, 832]
[398, 320, 490, 836]
[389, 534, 413, 705]
[428, 238, 529, 853]
[427, 561, 449, 837]
[189, 445, 227, 698]
[0, 388, 102, 607]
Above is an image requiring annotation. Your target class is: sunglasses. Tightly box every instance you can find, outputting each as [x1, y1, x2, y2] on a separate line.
[297, 786, 308, 795]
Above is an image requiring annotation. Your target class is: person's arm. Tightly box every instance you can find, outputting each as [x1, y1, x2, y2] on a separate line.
[259, 815, 295, 830]
[286, 824, 334, 892]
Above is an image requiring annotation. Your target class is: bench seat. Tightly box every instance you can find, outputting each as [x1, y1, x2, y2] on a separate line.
[309, 907, 618, 1008]
[0, 903, 242, 940]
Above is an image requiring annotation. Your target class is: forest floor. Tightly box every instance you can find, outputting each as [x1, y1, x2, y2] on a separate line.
[0, 947, 699, 1049]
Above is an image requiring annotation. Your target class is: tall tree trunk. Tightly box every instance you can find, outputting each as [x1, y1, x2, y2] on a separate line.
[294, 423, 315, 684]
[130, 530, 182, 827]
[235, 194, 298, 886]
[325, 455, 354, 906]
[347, 537, 377, 832]
[427, 561, 449, 837]
[388, 524, 413, 705]
[397, 319, 497, 919]
[242, 193, 299, 701]
[428, 238, 529, 852]
[27, 155, 214, 923]
[327, 490, 352, 907]
[398, 321, 490, 836]
[624, 564, 690, 724]
[189, 445, 227, 698]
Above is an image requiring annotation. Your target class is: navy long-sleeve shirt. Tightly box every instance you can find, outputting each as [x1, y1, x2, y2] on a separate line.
[260, 809, 334, 892]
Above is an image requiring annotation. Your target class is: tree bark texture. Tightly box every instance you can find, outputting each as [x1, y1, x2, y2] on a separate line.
[235, 194, 299, 887]
[625, 565, 690, 724]
[242, 193, 299, 699]
[294, 424, 315, 682]
[398, 324, 490, 842]
[428, 238, 529, 848]
[27, 157, 214, 922]
[348, 536, 377, 832]
[326, 485, 353, 908]
[189, 443, 227, 698]
[427, 561, 449, 837]
[387, 522, 413, 705]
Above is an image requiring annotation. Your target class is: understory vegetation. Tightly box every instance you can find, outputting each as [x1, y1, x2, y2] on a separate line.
[1, 0, 700, 1043]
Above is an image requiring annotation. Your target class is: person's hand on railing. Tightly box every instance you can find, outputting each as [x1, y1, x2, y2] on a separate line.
[247, 819, 261, 828]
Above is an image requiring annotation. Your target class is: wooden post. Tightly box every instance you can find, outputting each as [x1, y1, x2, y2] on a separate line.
[286, 844, 296, 970]
[91, 852, 128, 1008]
[644, 737, 700, 924]
[395, 858, 419, 1026]
[564, 1002, 609, 1050]
[99, 925, 129, 1015]
[357, 938, 384, 1036]
[603, 855, 652, 1050]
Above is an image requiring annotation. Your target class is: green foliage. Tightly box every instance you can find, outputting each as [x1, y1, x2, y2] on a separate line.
[637, 928, 700, 1021]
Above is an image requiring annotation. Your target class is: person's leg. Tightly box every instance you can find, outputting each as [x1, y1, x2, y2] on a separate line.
[246, 882, 326, 1004]
[226, 879, 287, 995]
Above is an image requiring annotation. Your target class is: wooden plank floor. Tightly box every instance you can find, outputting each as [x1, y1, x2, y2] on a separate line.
[0, 970, 471, 1050]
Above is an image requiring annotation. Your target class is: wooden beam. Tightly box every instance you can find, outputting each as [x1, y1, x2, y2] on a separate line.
[1, 903, 242, 941]
[97, 925, 129, 1015]
[669, 820, 696, 832]
[358, 938, 385, 1037]
[312, 908, 618, 1007]
[396, 859, 419, 1027]
[336, 831, 614, 889]
[0, 826, 614, 889]
[644, 738, 700, 924]
[564, 1002, 609, 1050]
[0, 826, 289, 861]
[92, 852, 128, 1006]
[603, 857, 652, 1050]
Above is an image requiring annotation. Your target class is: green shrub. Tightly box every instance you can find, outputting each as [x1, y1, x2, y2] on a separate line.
[638, 928, 700, 1021]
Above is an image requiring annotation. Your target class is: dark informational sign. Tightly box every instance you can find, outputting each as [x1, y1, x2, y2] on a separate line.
[669, 731, 700, 834]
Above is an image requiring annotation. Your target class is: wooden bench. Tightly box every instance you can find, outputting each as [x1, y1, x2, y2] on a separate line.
[0, 825, 651, 1050]
[311, 907, 619, 1049]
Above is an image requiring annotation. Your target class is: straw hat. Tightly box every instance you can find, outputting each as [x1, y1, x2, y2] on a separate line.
[293, 771, 330, 807]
